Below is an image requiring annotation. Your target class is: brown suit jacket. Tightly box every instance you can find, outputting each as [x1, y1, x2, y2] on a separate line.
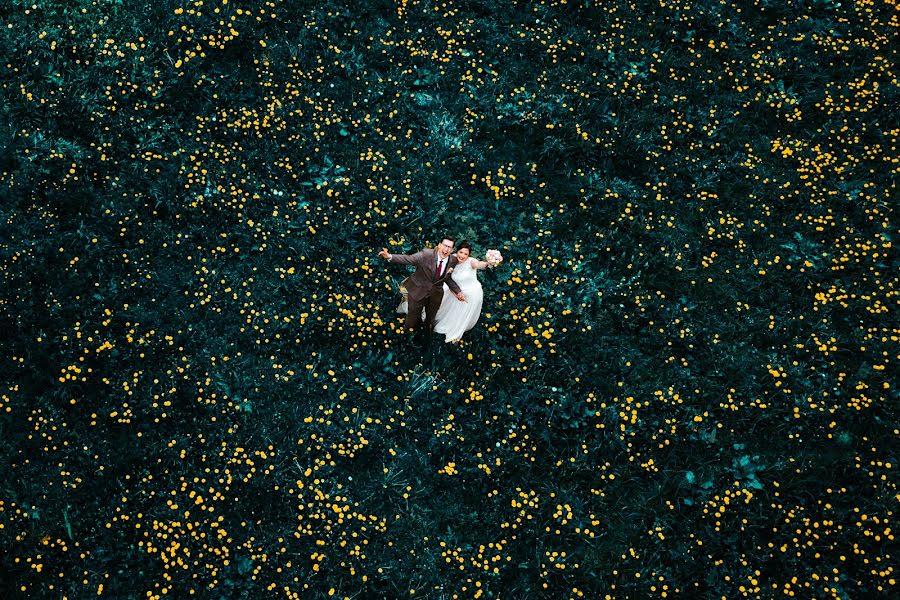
[390, 248, 462, 304]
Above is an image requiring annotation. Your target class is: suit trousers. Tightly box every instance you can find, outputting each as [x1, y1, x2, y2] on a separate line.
[406, 287, 444, 332]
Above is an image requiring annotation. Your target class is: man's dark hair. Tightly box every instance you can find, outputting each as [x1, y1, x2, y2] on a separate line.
[440, 235, 456, 245]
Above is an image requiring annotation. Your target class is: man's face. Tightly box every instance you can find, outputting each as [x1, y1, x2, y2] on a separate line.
[437, 239, 454, 258]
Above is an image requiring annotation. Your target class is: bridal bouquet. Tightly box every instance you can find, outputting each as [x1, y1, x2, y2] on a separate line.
[485, 249, 504, 267]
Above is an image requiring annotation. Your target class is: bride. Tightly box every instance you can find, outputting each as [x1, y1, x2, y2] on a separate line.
[433, 241, 494, 342]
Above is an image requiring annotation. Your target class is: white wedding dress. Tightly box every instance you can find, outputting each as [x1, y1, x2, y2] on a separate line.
[433, 258, 483, 342]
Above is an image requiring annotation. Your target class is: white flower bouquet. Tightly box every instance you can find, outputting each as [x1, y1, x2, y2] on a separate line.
[485, 249, 504, 267]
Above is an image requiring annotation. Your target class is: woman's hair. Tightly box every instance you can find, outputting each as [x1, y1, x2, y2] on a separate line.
[456, 241, 473, 254]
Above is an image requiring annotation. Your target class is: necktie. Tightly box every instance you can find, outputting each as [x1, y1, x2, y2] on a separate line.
[436, 259, 444, 278]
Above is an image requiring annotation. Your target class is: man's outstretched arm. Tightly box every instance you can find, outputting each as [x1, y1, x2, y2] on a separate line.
[379, 248, 424, 266]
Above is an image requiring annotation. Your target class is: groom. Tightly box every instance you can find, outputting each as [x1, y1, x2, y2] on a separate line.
[379, 236, 467, 333]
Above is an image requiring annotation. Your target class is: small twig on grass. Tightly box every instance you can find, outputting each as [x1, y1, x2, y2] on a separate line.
[63, 505, 73, 540]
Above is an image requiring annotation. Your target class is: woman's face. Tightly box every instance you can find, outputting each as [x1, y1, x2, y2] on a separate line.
[456, 247, 471, 261]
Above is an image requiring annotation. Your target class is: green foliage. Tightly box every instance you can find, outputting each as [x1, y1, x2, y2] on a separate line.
[1, 0, 897, 599]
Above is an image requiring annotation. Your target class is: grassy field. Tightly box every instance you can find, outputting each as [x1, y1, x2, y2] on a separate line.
[1, 0, 897, 598]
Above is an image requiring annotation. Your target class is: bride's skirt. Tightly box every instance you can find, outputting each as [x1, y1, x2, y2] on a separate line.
[433, 282, 483, 342]
[396, 282, 484, 342]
